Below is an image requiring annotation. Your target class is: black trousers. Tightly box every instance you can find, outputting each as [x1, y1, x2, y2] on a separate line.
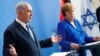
[91, 45, 100, 56]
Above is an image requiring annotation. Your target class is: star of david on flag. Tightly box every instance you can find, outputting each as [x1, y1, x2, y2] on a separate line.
[81, 9, 97, 30]
[81, 0, 97, 30]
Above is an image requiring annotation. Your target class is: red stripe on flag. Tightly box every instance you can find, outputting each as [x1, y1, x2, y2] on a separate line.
[60, 0, 68, 21]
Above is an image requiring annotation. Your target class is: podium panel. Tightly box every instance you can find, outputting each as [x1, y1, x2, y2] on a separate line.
[50, 51, 78, 56]
[51, 41, 100, 56]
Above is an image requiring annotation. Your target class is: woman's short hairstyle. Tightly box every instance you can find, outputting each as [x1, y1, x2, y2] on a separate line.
[61, 3, 73, 16]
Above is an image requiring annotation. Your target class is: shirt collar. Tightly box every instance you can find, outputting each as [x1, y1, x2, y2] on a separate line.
[16, 18, 27, 30]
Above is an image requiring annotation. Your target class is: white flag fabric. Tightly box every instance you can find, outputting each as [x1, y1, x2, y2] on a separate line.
[81, 0, 100, 37]
[81, 1, 100, 56]
[81, 1, 98, 56]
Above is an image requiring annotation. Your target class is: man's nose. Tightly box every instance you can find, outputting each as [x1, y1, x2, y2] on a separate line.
[30, 12, 32, 16]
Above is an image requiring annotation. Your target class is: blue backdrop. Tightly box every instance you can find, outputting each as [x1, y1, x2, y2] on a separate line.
[0, 0, 60, 56]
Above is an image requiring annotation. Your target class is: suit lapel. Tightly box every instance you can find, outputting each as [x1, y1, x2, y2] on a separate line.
[13, 21, 36, 43]
[30, 26, 41, 55]
[29, 26, 40, 46]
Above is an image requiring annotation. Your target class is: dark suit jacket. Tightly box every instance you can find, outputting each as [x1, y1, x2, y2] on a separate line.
[3, 21, 53, 56]
[96, 6, 100, 30]
[96, 6, 100, 23]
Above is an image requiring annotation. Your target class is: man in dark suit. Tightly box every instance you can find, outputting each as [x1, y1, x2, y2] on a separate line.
[90, 6, 100, 56]
[3, 2, 61, 56]
[96, 6, 100, 30]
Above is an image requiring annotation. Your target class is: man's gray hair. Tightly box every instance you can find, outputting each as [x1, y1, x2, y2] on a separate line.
[16, 2, 32, 13]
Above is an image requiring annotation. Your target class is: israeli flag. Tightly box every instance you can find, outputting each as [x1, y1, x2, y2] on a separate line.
[81, 0, 100, 56]
[81, 0, 99, 36]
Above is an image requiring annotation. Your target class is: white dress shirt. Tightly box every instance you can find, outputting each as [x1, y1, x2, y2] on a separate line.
[16, 18, 27, 30]
[70, 21, 76, 29]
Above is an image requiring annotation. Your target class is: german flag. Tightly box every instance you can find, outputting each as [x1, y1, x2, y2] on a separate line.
[60, 0, 70, 21]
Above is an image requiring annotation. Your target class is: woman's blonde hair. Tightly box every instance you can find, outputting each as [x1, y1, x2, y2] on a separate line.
[61, 3, 73, 16]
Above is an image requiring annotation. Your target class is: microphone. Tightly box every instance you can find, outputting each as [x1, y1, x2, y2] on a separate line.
[51, 29, 61, 37]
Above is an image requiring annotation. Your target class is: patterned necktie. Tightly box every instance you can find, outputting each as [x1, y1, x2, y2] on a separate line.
[26, 25, 35, 41]
[26, 25, 30, 32]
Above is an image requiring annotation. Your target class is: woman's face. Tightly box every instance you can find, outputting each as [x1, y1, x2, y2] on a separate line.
[65, 10, 74, 21]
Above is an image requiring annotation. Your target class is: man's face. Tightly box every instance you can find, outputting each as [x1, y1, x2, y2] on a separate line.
[21, 4, 32, 23]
